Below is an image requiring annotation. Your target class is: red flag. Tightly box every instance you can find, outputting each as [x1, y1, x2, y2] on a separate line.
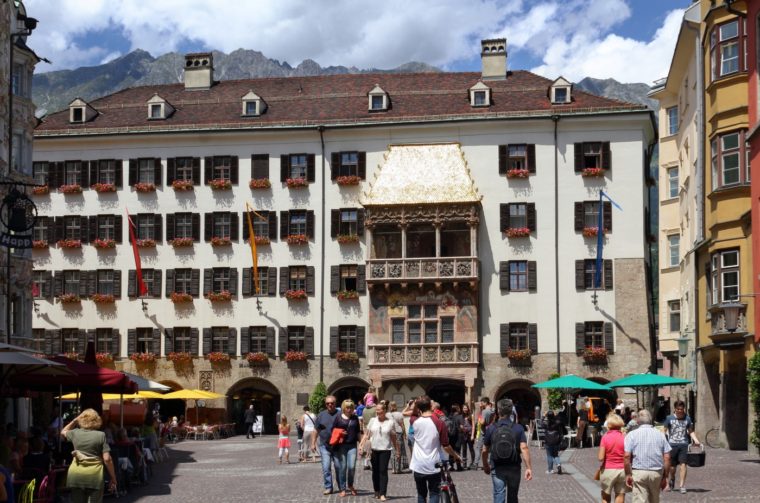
[126, 210, 148, 296]
[31, 282, 39, 297]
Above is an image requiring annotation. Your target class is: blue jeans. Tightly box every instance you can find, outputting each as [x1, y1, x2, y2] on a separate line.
[491, 465, 521, 503]
[413, 471, 440, 503]
[545, 445, 561, 472]
[335, 444, 357, 490]
[319, 444, 339, 491]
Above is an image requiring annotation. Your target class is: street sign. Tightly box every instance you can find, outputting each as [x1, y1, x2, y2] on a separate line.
[0, 232, 32, 249]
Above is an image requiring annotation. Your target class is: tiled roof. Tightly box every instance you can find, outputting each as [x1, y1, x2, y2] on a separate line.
[35, 71, 646, 135]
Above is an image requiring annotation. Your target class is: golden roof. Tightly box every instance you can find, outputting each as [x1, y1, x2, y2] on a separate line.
[362, 143, 481, 206]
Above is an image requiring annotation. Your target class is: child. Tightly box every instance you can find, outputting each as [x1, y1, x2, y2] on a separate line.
[363, 387, 376, 408]
[278, 415, 291, 464]
[295, 419, 304, 462]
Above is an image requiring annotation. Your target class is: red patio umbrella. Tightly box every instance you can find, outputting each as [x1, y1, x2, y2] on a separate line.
[12, 356, 137, 393]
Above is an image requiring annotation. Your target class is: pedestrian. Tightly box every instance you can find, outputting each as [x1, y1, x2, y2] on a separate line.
[623, 409, 672, 503]
[363, 386, 377, 408]
[614, 399, 625, 416]
[360, 403, 400, 501]
[577, 400, 589, 448]
[626, 411, 639, 433]
[471, 397, 494, 470]
[360, 395, 378, 471]
[277, 415, 291, 464]
[598, 413, 629, 503]
[300, 405, 317, 463]
[448, 404, 464, 471]
[542, 410, 565, 474]
[333, 399, 361, 497]
[460, 404, 475, 469]
[296, 418, 304, 461]
[244, 404, 256, 439]
[408, 396, 462, 503]
[313, 395, 340, 496]
[664, 400, 700, 494]
[388, 401, 408, 474]
[482, 398, 532, 503]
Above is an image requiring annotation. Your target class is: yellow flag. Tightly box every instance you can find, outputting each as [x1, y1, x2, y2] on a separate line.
[245, 203, 259, 294]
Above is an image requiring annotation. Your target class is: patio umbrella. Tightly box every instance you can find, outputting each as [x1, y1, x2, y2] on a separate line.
[121, 371, 171, 392]
[607, 373, 692, 388]
[533, 375, 612, 431]
[12, 356, 137, 393]
[161, 389, 225, 424]
[59, 391, 164, 400]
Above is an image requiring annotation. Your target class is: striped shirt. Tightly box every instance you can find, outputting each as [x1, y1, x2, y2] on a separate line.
[624, 424, 672, 471]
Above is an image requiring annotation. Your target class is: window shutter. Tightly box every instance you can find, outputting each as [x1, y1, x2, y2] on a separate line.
[499, 262, 509, 291]
[166, 158, 176, 184]
[357, 265, 366, 294]
[190, 269, 201, 297]
[280, 211, 289, 239]
[88, 216, 97, 243]
[203, 328, 212, 355]
[114, 160, 123, 189]
[307, 154, 316, 182]
[53, 272, 63, 297]
[500, 204, 508, 232]
[48, 163, 59, 189]
[604, 260, 613, 290]
[604, 322, 614, 354]
[601, 142, 611, 171]
[528, 324, 538, 353]
[230, 156, 239, 184]
[112, 329, 121, 357]
[266, 327, 276, 357]
[230, 212, 239, 241]
[128, 270, 137, 297]
[229, 268, 238, 296]
[204, 157, 213, 184]
[252, 154, 269, 180]
[574, 202, 584, 231]
[190, 328, 199, 356]
[79, 216, 90, 243]
[358, 152, 366, 179]
[242, 268, 252, 296]
[331, 152, 340, 180]
[165, 269, 175, 297]
[204, 213, 213, 241]
[306, 266, 315, 295]
[77, 329, 87, 355]
[500, 324, 509, 356]
[127, 329, 137, 356]
[113, 270, 121, 299]
[305, 327, 314, 357]
[80, 162, 90, 188]
[129, 159, 137, 185]
[268, 212, 278, 240]
[356, 326, 366, 356]
[85, 270, 96, 297]
[153, 158, 162, 186]
[242, 213, 251, 241]
[192, 157, 201, 182]
[166, 214, 175, 242]
[329, 326, 339, 356]
[241, 327, 250, 355]
[152, 328, 161, 354]
[228, 327, 237, 356]
[152, 270, 162, 298]
[575, 260, 585, 290]
[43, 330, 53, 355]
[268, 268, 277, 296]
[527, 144, 536, 174]
[279, 267, 289, 295]
[278, 327, 288, 356]
[203, 269, 213, 295]
[165, 329, 174, 355]
[574, 143, 583, 172]
[149, 214, 160, 243]
[44, 271, 53, 298]
[280, 155, 289, 182]
[79, 271, 91, 297]
[528, 261, 537, 292]
[114, 216, 123, 243]
[192, 213, 200, 241]
[331, 210, 339, 238]
[498, 145, 507, 175]
[357, 209, 365, 235]
[306, 211, 315, 239]
[603, 201, 612, 232]
[54, 217, 64, 243]
[527, 203, 536, 232]
[330, 266, 340, 294]
[575, 323, 585, 354]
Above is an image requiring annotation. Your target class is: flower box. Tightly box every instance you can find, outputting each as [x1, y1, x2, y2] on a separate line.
[130, 352, 157, 363]
[57, 293, 81, 304]
[64, 352, 80, 361]
[337, 290, 359, 301]
[253, 236, 270, 246]
[285, 289, 308, 300]
[285, 177, 308, 188]
[170, 292, 193, 303]
[59, 184, 82, 194]
[206, 290, 232, 302]
[208, 178, 232, 190]
[337, 234, 360, 244]
[505, 227, 531, 238]
[287, 234, 309, 245]
[32, 185, 49, 195]
[92, 293, 115, 304]
[134, 182, 156, 192]
[336, 175, 361, 186]
[135, 238, 156, 247]
[57, 239, 82, 249]
[506, 169, 530, 179]
[581, 167, 606, 178]
[172, 179, 195, 191]
[91, 183, 116, 193]
[506, 348, 532, 366]
[284, 351, 308, 362]
[582, 227, 608, 238]
[582, 346, 608, 364]
[167, 352, 194, 364]
[206, 351, 231, 363]
[92, 238, 116, 249]
[170, 237, 194, 248]
[95, 352, 113, 364]
[336, 351, 359, 364]
[32, 240, 48, 250]
[249, 178, 271, 189]
[211, 236, 232, 247]
[245, 352, 269, 364]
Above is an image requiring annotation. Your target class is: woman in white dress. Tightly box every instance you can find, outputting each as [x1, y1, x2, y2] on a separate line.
[300, 405, 318, 462]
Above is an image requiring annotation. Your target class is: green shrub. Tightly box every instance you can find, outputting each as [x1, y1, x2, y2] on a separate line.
[547, 372, 564, 411]
[309, 382, 328, 413]
[748, 351, 760, 452]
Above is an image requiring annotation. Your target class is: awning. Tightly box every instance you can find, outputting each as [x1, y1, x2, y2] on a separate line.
[12, 356, 137, 393]
[121, 371, 171, 392]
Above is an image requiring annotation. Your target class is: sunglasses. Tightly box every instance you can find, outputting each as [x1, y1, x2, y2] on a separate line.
[326, 402, 336, 406]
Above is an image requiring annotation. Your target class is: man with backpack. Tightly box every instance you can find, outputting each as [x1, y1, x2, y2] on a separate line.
[482, 398, 532, 503]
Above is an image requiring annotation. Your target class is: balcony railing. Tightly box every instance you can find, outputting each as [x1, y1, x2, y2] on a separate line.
[368, 343, 479, 365]
[367, 257, 478, 282]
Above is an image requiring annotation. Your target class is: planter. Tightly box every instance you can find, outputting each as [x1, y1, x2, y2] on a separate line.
[245, 352, 269, 365]
[285, 289, 308, 300]
[336, 351, 359, 364]
[130, 352, 157, 364]
[135, 238, 156, 247]
[59, 184, 82, 194]
[211, 236, 232, 247]
[64, 352, 80, 361]
[582, 347, 608, 365]
[172, 179, 195, 191]
[337, 290, 359, 301]
[506, 169, 530, 179]
[91, 183, 116, 193]
[336, 175, 361, 186]
[206, 352, 231, 364]
[57, 239, 82, 249]
[253, 236, 270, 246]
[57, 294, 81, 304]
[95, 352, 113, 365]
[582, 227, 608, 238]
[285, 177, 308, 188]
[286, 234, 309, 245]
[506, 348, 532, 366]
[134, 182, 156, 192]
[249, 178, 271, 189]
[170, 237, 194, 248]
[337, 234, 360, 244]
[206, 290, 232, 302]
[167, 352, 194, 364]
[581, 167, 606, 178]
[170, 292, 193, 303]
[208, 178, 232, 190]
[32, 240, 48, 250]
[31, 185, 49, 195]
[92, 293, 115, 304]
[505, 227, 531, 238]
[92, 238, 116, 249]
[284, 351, 308, 362]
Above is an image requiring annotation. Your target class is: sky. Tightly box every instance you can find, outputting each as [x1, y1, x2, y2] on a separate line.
[23, 0, 690, 84]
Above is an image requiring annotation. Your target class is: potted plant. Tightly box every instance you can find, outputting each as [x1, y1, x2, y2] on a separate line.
[582, 227, 607, 238]
[206, 290, 232, 302]
[285, 177, 308, 188]
[206, 351, 231, 364]
[92, 293, 115, 304]
[57, 239, 82, 249]
[59, 184, 82, 194]
[92, 238, 116, 249]
[211, 236, 232, 247]
[170, 292, 193, 303]
[91, 182, 116, 193]
[506, 168, 530, 178]
[286, 234, 309, 245]
[337, 290, 359, 301]
[582, 346, 608, 364]
[134, 182, 156, 192]
[249, 178, 271, 189]
[57, 293, 81, 304]
[170, 237, 194, 248]
[336, 175, 361, 186]
[95, 352, 113, 365]
[32, 240, 48, 249]
[506, 348, 532, 366]
[208, 178, 232, 190]
[253, 236, 270, 245]
[245, 352, 269, 365]
[285, 289, 307, 300]
[32, 185, 49, 195]
[167, 351, 194, 364]
[135, 238, 156, 247]
[335, 351, 359, 364]
[130, 352, 157, 364]
[337, 234, 360, 244]
[172, 179, 194, 191]
[505, 227, 531, 238]
[581, 167, 606, 177]
[64, 352, 80, 361]
[284, 350, 308, 362]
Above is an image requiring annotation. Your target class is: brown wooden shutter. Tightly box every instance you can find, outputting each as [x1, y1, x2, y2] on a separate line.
[357, 209, 365, 235]
[112, 329, 120, 357]
[230, 212, 239, 241]
[192, 213, 200, 241]
[500, 324, 509, 355]
[574, 202, 584, 231]
[114, 160, 123, 189]
[114, 215, 123, 243]
[44, 271, 53, 298]
[129, 159, 137, 185]
[306, 211, 315, 239]
[330, 266, 340, 294]
[54, 217, 64, 243]
[228, 268, 238, 296]
[128, 270, 137, 297]
[79, 271, 90, 297]
[127, 329, 137, 356]
[604, 322, 614, 354]
[187, 328, 198, 356]
[527, 203, 536, 232]
[266, 327, 275, 356]
[88, 216, 97, 243]
[268, 212, 277, 240]
[601, 142, 611, 171]
[357, 265, 366, 294]
[279, 267, 289, 295]
[88, 161, 97, 186]
[47, 162, 59, 189]
[165, 328, 174, 354]
[498, 145, 507, 175]
[331, 210, 339, 238]
[357, 152, 366, 179]
[331, 152, 340, 180]
[190, 269, 200, 297]
[603, 201, 612, 232]
[280, 155, 289, 182]
[575, 260, 585, 290]
[153, 158, 162, 186]
[230, 156, 239, 184]
[165, 269, 175, 297]
[113, 270, 122, 298]
[528, 261, 537, 292]
[202, 328, 212, 355]
[192, 157, 201, 182]
[228, 328, 237, 356]
[527, 144, 536, 173]
[203, 269, 213, 295]
[575, 323, 585, 354]
[528, 324, 538, 353]
[499, 262, 510, 291]
[151, 328, 161, 354]
[268, 268, 277, 296]
[166, 214, 175, 242]
[152, 270, 162, 298]
[329, 326, 339, 356]
[204, 213, 213, 241]
[574, 143, 583, 172]
[240, 327, 250, 355]
[500, 204, 508, 231]
[304, 327, 314, 357]
[79, 216, 90, 243]
[306, 266, 315, 295]
[278, 327, 288, 356]
[204, 157, 213, 184]
[80, 162, 90, 188]
[252, 154, 269, 180]
[166, 158, 176, 184]
[604, 260, 613, 290]
[307, 154, 316, 182]
[356, 326, 366, 356]
[280, 211, 289, 239]
[242, 268, 252, 296]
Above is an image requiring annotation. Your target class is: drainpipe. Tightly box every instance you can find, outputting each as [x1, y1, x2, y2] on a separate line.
[552, 114, 561, 374]
[318, 125, 326, 383]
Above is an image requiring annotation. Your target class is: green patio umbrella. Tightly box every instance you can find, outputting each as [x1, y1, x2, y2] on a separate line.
[532, 374, 612, 391]
[607, 373, 692, 388]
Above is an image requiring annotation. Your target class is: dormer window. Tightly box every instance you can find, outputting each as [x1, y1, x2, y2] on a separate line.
[241, 90, 265, 117]
[368, 85, 388, 112]
[150, 104, 162, 119]
[71, 107, 84, 123]
[469, 82, 491, 107]
[553, 88, 567, 103]
[549, 77, 572, 104]
[68, 98, 97, 124]
[147, 94, 174, 120]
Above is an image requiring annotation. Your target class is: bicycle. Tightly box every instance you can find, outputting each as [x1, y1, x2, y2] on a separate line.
[704, 427, 721, 448]
[435, 460, 460, 503]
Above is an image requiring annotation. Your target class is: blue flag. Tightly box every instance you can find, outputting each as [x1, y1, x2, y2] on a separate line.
[594, 191, 622, 289]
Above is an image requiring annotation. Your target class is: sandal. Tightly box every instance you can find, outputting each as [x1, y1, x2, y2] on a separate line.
[350, 487, 358, 496]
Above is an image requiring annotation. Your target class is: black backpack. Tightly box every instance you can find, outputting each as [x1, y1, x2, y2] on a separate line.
[490, 422, 519, 465]
[544, 428, 561, 446]
[444, 416, 458, 440]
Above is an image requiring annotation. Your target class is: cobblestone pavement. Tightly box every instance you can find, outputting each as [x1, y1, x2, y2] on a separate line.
[116, 437, 758, 502]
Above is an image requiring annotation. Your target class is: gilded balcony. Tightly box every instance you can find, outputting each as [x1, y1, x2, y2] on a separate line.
[366, 257, 479, 283]
[368, 342, 479, 366]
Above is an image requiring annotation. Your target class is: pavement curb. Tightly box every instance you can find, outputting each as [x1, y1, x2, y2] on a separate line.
[560, 449, 600, 500]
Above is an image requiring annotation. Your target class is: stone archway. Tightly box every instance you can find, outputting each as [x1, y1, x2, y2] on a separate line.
[227, 377, 281, 435]
[494, 379, 542, 425]
[158, 380, 186, 421]
[328, 376, 370, 406]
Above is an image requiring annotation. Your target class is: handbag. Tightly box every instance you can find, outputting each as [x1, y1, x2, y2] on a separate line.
[686, 444, 706, 467]
[559, 437, 569, 451]
[329, 427, 347, 446]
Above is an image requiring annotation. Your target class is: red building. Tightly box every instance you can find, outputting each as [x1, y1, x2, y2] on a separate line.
[750, 2, 760, 344]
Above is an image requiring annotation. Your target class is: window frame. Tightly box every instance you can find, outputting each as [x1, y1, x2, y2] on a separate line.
[64, 161, 82, 186]
[583, 201, 601, 229]
[95, 328, 116, 354]
[176, 157, 195, 181]
[248, 326, 267, 353]
[173, 327, 193, 353]
[136, 327, 154, 353]
[174, 269, 193, 295]
[668, 234, 680, 268]
[288, 211, 307, 236]
[710, 249, 740, 304]
[289, 154, 308, 179]
[509, 261, 529, 292]
[289, 266, 307, 291]
[63, 271, 80, 295]
[136, 214, 156, 240]
[175, 213, 194, 239]
[711, 18, 746, 80]
[584, 321, 604, 348]
[213, 156, 232, 180]
[212, 268, 231, 293]
[287, 326, 306, 352]
[213, 213, 232, 239]
[508, 323, 529, 350]
[668, 300, 681, 333]
[96, 270, 115, 296]
[32, 162, 48, 186]
[339, 209, 358, 236]
[338, 325, 358, 353]
[667, 167, 679, 199]
[582, 142, 603, 170]
[339, 152, 359, 177]
[211, 326, 229, 353]
[339, 265, 358, 292]
[61, 328, 80, 353]
[508, 203, 528, 229]
[666, 106, 679, 136]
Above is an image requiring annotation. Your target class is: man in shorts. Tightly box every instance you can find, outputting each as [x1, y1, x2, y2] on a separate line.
[664, 400, 700, 494]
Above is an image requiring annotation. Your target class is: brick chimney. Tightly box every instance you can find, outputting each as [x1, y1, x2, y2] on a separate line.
[481, 38, 507, 80]
[184, 53, 214, 90]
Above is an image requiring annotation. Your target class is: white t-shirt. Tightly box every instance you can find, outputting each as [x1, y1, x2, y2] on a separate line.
[367, 417, 395, 451]
[302, 412, 317, 432]
[409, 415, 448, 475]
